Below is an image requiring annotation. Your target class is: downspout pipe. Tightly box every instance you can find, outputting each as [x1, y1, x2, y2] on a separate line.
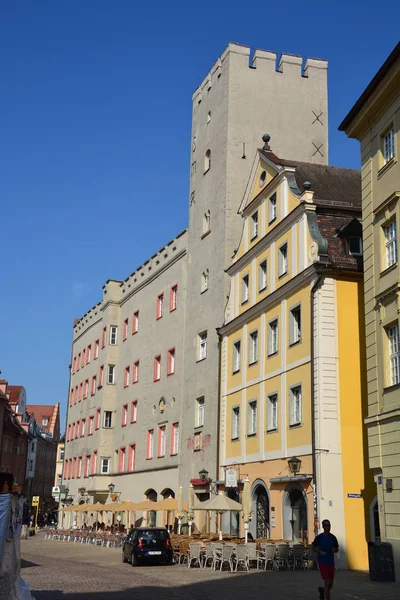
[311, 268, 324, 537]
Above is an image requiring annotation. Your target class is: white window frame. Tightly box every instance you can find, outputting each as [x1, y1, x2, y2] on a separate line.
[349, 236, 363, 256]
[242, 274, 249, 304]
[157, 294, 164, 319]
[109, 326, 118, 345]
[268, 319, 279, 356]
[250, 210, 259, 240]
[267, 393, 278, 432]
[159, 426, 166, 457]
[247, 400, 257, 436]
[278, 243, 288, 277]
[101, 458, 110, 474]
[289, 386, 302, 427]
[268, 192, 277, 224]
[122, 405, 128, 426]
[103, 411, 112, 429]
[289, 304, 302, 346]
[154, 355, 161, 381]
[198, 331, 207, 361]
[387, 324, 400, 386]
[42, 418, 48, 426]
[231, 406, 240, 440]
[259, 259, 267, 292]
[383, 128, 395, 163]
[249, 330, 258, 365]
[196, 396, 205, 427]
[94, 340, 99, 359]
[107, 364, 115, 385]
[147, 430, 154, 459]
[172, 423, 179, 455]
[384, 220, 397, 268]
[233, 340, 241, 373]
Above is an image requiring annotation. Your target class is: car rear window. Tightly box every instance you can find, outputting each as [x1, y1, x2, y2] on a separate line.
[133, 529, 168, 542]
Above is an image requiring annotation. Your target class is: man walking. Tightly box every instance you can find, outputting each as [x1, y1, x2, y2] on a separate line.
[312, 520, 339, 600]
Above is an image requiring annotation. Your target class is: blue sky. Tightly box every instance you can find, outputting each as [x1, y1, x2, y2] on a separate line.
[1, 1, 399, 431]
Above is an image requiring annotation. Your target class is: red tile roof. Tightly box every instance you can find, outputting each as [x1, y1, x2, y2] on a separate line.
[7, 386, 24, 406]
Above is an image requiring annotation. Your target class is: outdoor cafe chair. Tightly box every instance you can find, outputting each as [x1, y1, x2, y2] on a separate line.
[211, 543, 223, 570]
[260, 543, 277, 570]
[219, 545, 235, 572]
[276, 544, 290, 570]
[188, 543, 202, 569]
[292, 544, 307, 570]
[179, 540, 190, 565]
[235, 545, 249, 572]
[246, 543, 259, 569]
[203, 542, 214, 568]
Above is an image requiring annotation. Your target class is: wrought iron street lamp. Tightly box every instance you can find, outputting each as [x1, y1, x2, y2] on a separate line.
[199, 468, 209, 482]
[288, 456, 302, 475]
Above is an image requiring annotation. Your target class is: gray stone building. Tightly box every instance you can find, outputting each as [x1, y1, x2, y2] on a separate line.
[62, 43, 328, 525]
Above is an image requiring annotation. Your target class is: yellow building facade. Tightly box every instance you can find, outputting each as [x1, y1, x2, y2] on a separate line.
[340, 42, 400, 578]
[218, 138, 375, 569]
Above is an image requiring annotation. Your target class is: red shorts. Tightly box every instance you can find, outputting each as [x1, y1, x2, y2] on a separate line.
[319, 563, 335, 580]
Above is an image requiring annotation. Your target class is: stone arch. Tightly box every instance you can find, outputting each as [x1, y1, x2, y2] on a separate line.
[282, 482, 308, 542]
[144, 488, 157, 501]
[250, 479, 270, 539]
[160, 488, 175, 499]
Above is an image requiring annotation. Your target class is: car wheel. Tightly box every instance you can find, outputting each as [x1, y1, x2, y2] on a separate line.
[131, 552, 138, 567]
[122, 551, 128, 563]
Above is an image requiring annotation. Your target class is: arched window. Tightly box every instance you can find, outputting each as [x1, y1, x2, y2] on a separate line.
[201, 270, 209, 293]
[204, 150, 211, 173]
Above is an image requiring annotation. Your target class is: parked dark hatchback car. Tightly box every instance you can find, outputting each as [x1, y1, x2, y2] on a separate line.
[122, 527, 173, 566]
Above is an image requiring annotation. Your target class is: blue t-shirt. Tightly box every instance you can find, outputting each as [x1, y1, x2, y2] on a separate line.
[313, 533, 339, 565]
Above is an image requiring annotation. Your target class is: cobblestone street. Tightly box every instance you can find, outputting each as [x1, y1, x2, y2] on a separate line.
[21, 533, 399, 600]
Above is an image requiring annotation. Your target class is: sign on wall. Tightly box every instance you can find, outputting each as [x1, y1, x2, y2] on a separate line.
[225, 468, 237, 488]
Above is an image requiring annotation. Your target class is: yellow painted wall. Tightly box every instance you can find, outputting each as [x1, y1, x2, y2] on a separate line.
[286, 362, 312, 448]
[245, 315, 261, 380]
[245, 383, 261, 456]
[337, 278, 375, 571]
[226, 327, 243, 391]
[225, 390, 242, 460]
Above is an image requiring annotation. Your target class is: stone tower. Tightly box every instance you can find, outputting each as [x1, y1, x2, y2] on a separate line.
[180, 43, 328, 497]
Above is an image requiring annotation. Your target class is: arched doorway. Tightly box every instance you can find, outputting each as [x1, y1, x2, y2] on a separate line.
[283, 485, 308, 542]
[370, 497, 381, 542]
[226, 488, 240, 535]
[144, 488, 157, 527]
[251, 480, 270, 539]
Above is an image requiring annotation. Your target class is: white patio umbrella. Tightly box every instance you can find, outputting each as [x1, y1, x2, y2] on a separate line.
[242, 478, 252, 543]
[188, 484, 195, 535]
[193, 491, 243, 540]
[176, 486, 184, 534]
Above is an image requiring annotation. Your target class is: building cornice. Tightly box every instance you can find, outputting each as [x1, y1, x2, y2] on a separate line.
[219, 264, 320, 336]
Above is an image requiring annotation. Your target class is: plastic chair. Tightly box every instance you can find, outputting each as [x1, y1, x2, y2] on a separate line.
[188, 543, 202, 568]
[219, 545, 234, 571]
[261, 543, 277, 570]
[235, 545, 249, 571]
[203, 542, 214, 568]
[276, 544, 290, 570]
[292, 544, 306, 570]
[247, 543, 259, 569]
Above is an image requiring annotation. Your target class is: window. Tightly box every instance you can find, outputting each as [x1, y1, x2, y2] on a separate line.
[77, 353, 81, 371]
[201, 270, 209, 293]
[101, 327, 106, 349]
[80, 419, 86, 437]
[384, 220, 397, 268]
[132, 310, 139, 334]
[278, 243, 288, 277]
[84, 379, 89, 399]
[259, 170, 267, 187]
[69, 389, 73, 407]
[167, 348, 175, 375]
[81, 348, 85, 367]
[122, 404, 128, 426]
[204, 149, 211, 173]
[123, 318, 128, 341]
[156, 294, 164, 319]
[92, 451, 97, 475]
[77, 456, 82, 478]
[289, 305, 301, 346]
[249, 330, 258, 365]
[124, 366, 130, 387]
[268, 319, 279, 355]
[259, 260, 267, 292]
[154, 355, 161, 381]
[79, 382, 83, 402]
[91, 376, 97, 396]
[196, 396, 205, 427]
[42, 418, 48, 426]
[250, 211, 258, 240]
[231, 407, 240, 440]
[349, 237, 363, 256]
[88, 416, 94, 435]
[130, 400, 138, 423]
[75, 420, 80, 439]
[67, 424, 71, 441]
[72, 357, 76, 374]
[170, 285, 178, 311]
[119, 447, 126, 473]
[198, 331, 207, 361]
[94, 340, 99, 359]
[268, 192, 277, 223]
[60, 448, 65, 460]
[242, 274, 249, 304]
[74, 386, 78, 404]
[128, 444, 136, 472]
[289, 386, 302, 427]
[95, 408, 101, 430]
[267, 394, 278, 431]
[171, 423, 179, 455]
[387, 324, 400, 386]
[107, 364, 115, 385]
[99, 365, 104, 387]
[248, 400, 257, 436]
[87, 344, 91, 363]
[133, 360, 139, 383]
[109, 326, 118, 345]
[158, 426, 166, 457]
[84, 456, 90, 478]
[101, 458, 110, 474]
[233, 340, 241, 373]
[104, 411, 112, 428]
[383, 128, 395, 163]
[146, 429, 154, 459]
[203, 210, 211, 235]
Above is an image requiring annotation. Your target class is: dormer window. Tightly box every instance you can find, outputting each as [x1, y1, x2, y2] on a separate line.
[250, 211, 258, 240]
[349, 236, 363, 256]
